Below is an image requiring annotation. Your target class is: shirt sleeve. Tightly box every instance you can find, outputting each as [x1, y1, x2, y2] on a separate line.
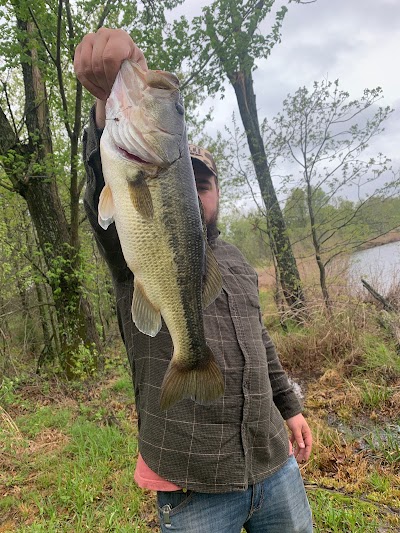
[261, 314, 303, 420]
[82, 105, 130, 283]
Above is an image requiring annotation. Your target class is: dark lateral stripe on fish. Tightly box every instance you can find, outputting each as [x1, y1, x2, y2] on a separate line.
[159, 157, 206, 364]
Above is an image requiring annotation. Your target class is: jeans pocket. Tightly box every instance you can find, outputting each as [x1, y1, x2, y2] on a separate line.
[157, 490, 195, 518]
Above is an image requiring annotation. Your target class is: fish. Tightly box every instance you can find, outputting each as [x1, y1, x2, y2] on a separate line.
[98, 59, 224, 410]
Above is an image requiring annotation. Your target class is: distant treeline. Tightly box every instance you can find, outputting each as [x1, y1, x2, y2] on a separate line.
[220, 191, 400, 268]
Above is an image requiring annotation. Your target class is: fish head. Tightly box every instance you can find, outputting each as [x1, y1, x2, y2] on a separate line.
[103, 60, 185, 169]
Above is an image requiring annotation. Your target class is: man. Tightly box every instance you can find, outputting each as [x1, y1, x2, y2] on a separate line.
[75, 27, 313, 533]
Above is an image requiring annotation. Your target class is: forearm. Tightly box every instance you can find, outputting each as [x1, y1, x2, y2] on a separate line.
[262, 325, 302, 419]
[83, 105, 129, 281]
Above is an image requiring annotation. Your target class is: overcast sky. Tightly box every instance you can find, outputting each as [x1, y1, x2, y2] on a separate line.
[168, 0, 400, 197]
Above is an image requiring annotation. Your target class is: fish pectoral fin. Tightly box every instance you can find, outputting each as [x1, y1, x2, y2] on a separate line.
[202, 244, 222, 308]
[131, 279, 162, 337]
[128, 179, 154, 219]
[159, 346, 224, 410]
[98, 184, 115, 230]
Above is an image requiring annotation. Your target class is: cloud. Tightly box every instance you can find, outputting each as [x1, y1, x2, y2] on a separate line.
[168, 0, 400, 193]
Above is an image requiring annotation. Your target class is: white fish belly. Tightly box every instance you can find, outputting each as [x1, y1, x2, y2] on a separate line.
[111, 177, 194, 352]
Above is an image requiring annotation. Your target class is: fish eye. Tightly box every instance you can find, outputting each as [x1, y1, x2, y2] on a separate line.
[175, 102, 184, 115]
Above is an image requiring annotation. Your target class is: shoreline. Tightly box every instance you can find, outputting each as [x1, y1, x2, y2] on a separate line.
[355, 230, 400, 252]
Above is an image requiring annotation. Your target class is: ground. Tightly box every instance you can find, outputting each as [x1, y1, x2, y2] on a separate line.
[1, 315, 399, 531]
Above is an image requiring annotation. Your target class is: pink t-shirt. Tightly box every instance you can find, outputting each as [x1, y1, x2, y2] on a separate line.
[134, 453, 181, 491]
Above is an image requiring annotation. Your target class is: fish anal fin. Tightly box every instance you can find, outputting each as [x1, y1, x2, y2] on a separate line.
[202, 244, 222, 308]
[128, 175, 154, 219]
[160, 346, 224, 410]
[98, 184, 115, 230]
[132, 279, 161, 336]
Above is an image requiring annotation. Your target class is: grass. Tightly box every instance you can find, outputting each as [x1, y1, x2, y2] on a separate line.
[1, 296, 400, 531]
[268, 293, 400, 531]
[308, 490, 381, 532]
[0, 367, 158, 532]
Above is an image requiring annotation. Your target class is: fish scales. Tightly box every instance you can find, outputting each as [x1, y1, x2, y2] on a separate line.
[98, 60, 224, 409]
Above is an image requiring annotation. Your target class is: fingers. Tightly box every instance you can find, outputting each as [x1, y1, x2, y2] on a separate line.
[286, 413, 313, 464]
[291, 423, 312, 463]
[75, 34, 106, 100]
[74, 28, 148, 100]
[290, 427, 305, 458]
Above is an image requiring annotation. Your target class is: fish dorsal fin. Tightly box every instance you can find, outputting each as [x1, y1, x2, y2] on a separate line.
[202, 244, 222, 309]
[128, 178, 154, 219]
[98, 184, 115, 230]
[131, 279, 162, 337]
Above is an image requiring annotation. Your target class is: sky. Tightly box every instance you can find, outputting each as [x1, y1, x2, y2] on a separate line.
[167, 0, 400, 202]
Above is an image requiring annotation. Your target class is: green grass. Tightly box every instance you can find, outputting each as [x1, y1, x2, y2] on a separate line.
[0, 373, 156, 532]
[110, 374, 135, 395]
[364, 424, 400, 464]
[16, 407, 73, 438]
[309, 490, 381, 532]
[1, 318, 400, 533]
[368, 471, 392, 493]
[361, 336, 400, 374]
[359, 380, 393, 409]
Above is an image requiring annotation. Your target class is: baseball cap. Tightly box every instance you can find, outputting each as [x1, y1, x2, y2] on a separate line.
[189, 144, 218, 179]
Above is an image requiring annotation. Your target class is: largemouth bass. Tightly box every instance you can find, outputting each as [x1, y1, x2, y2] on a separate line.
[99, 60, 224, 410]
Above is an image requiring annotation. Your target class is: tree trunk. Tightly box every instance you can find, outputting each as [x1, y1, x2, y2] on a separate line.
[305, 182, 331, 311]
[35, 281, 53, 347]
[230, 69, 305, 312]
[0, 15, 101, 376]
[19, 151, 101, 377]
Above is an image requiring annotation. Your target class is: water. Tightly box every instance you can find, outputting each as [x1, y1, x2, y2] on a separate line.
[350, 241, 400, 294]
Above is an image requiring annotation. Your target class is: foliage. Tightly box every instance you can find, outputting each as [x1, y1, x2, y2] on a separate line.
[219, 208, 272, 266]
[182, 0, 297, 93]
[262, 79, 400, 307]
[0, 0, 189, 373]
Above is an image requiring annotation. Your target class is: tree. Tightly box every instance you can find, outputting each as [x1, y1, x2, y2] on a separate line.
[263, 79, 399, 310]
[219, 208, 272, 267]
[283, 187, 308, 232]
[0, 0, 183, 375]
[181, 0, 313, 312]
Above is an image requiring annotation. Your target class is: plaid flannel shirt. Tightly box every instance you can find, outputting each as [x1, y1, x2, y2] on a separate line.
[83, 108, 302, 493]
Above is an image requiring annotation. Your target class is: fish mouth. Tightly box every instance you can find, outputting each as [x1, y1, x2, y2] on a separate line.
[116, 145, 153, 165]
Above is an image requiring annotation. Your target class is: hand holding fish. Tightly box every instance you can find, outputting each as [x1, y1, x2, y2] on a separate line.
[74, 28, 148, 128]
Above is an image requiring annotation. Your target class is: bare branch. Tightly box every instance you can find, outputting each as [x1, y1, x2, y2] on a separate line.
[28, 7, 56, 64]
[0, 302, 55, 320]
[96, 0, 118, 31]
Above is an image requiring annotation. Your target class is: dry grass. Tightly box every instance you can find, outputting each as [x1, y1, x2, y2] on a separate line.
[0, 405, 22, 440]
[256, 262, 400, 529]
[270, 300, 368, 375]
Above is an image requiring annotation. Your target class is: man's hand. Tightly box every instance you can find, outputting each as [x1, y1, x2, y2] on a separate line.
[74, 28, 148, 128]
[286, 413, 312, 463]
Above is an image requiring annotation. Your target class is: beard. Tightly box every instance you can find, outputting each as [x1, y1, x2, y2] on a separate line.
[206, 204, 219, 242]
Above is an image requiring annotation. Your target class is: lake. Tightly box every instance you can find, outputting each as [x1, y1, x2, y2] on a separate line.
[350, 241, 400, 294]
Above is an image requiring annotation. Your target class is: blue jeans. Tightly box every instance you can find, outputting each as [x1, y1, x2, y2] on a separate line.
[157, 455, 313, 532]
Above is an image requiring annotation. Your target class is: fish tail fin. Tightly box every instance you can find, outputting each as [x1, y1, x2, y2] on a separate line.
[160, 346, 224, 410]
